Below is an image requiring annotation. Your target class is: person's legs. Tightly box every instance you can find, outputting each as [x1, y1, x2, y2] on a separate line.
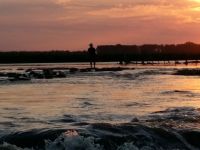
[93, 61, 96, 69]
[93, 55, 96, 69]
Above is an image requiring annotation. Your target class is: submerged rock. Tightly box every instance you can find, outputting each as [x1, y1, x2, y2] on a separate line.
[55, 71, 66, 78]
[7, 73, 31, 81]
[43, 69, 54, 79]
[174, 69, 200, 76]
[1, 67, 134, 81]
[28, 70, 44, 79]
[69, 68, 79, 73]
[0, 72, 7, 77]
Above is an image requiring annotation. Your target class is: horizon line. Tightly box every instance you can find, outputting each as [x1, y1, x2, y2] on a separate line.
[0, 41, 199, 52]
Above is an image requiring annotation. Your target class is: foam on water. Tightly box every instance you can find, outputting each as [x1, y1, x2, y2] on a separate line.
[1, 107, 200, 149]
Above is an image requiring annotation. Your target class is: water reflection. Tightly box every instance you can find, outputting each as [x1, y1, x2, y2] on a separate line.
[0, 63, 200, 131]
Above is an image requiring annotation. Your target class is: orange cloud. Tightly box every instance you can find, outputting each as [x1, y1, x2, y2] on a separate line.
[88, 1, 200, 23]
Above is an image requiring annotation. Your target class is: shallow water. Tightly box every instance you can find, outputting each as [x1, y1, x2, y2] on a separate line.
[0, 63, 200, 149]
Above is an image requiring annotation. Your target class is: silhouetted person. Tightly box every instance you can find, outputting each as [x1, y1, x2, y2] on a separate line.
[88, 43, 96, 69]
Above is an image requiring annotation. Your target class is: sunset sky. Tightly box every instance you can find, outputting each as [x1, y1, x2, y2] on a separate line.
[0, 0, 200, 51]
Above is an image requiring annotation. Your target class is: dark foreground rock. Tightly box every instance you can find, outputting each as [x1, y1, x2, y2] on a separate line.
[174, 69, 200, 76]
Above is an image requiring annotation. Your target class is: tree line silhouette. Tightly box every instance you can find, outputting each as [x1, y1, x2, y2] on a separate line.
[0, 42, 200, 63]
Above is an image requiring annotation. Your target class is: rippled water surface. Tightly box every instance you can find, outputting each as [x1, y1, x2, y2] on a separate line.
[0, 63, 200, 150]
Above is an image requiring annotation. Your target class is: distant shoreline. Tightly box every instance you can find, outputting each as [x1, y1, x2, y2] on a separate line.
[0, 42, 200, 63]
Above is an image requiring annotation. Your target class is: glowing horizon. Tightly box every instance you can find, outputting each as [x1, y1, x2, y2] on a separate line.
[0, 0, 200, 51]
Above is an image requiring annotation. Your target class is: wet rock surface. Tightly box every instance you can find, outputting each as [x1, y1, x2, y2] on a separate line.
[174, 69, 200, 76]
[0, 67, 134, 81]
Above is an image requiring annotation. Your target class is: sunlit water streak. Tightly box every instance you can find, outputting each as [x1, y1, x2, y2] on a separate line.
[0, 63, 200, 149]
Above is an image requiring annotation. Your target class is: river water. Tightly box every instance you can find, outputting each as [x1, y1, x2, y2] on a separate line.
[0, 62, 200, 150]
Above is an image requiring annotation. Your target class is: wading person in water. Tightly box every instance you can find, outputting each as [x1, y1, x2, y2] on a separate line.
[88, 43, 96, 69]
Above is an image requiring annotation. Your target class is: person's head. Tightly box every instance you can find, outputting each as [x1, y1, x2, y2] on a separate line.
[89, 43, 93, 48]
